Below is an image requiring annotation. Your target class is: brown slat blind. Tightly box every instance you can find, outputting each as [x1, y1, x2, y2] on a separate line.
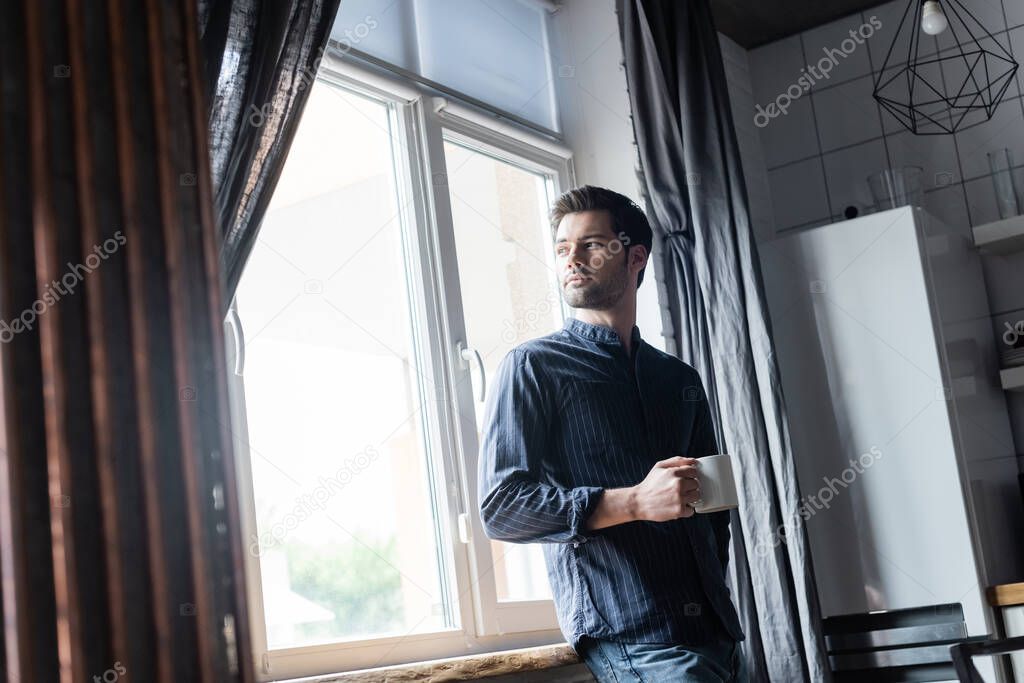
[0, 1, 254, 681]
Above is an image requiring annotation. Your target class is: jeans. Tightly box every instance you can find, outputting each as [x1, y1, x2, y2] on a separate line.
[578, 635, 745, 682]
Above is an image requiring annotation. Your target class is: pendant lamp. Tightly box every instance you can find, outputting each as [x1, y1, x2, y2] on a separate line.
[872, 0, 1019, 134]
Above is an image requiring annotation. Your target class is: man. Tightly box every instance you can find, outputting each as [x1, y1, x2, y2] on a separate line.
[477, 186, 745, 682]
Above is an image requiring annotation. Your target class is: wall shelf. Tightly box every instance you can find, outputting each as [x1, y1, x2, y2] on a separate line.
[973, 215, 1024, 254]
[1001, 365, 1024, 392]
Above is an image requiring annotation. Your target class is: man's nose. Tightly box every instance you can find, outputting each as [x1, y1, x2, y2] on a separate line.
[565, 244, 586, 271]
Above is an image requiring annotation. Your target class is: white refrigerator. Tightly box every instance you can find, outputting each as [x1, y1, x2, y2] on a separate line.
[760, 206, 1023, 682]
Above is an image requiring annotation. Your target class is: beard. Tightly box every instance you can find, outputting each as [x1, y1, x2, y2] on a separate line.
[561, 258, 630, 310]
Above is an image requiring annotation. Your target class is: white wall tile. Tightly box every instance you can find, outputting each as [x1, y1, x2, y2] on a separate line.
[813, 75, 885, 151]
[802, 12, 875, 86]
[965, 175, 1003, 225]
[719, 32, 749, 70]
[1007, 0, 1024, 30]
[923, 184, 971, 237]
[758, 96, 820, 167]
[887, 127, 961, 189]
[767, 158, 831, 229]
[722, 32, 778, 244]
[749, 35, 806, 107]
[981, 250, 1024, 320]
[1005, 395, 1024, 453]
[955, 96, 1024, 180]
[935, 0, 1009, 53]
[866, 0, 940, 69]
[936, 41, 1020, 105]
[822, 138, 888, 213]
[877, 76, 916, 135]
[1008, 26, 1024, 99]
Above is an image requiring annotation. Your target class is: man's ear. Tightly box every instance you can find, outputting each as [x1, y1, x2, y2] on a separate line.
[630, 244, 650, 271]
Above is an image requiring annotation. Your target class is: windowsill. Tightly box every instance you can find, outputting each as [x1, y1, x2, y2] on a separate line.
[291, 643, 582, 681]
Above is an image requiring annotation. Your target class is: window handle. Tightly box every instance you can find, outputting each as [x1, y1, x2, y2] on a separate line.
[457, 512, 472, 544]
[225, 305, 245, 376]
[456, 341, 486, 403]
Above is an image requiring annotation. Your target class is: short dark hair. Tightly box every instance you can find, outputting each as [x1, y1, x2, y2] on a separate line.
[549, 185, 654, 288]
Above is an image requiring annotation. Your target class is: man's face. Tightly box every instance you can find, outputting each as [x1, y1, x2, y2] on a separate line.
[553, 210, 634, 310]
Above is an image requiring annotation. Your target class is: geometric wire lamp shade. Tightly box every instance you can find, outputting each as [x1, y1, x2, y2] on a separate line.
[873, 0, 1019, 134]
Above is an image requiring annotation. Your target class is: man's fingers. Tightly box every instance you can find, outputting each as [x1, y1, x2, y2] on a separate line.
[669, 464, 700, 478]
[677, 477, 701, 494]
[656, 456, 698, 468]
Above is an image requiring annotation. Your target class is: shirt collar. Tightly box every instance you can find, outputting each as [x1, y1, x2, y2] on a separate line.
[564, 317, 642, 346]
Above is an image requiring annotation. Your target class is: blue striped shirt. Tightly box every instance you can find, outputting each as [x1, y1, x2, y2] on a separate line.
[477, 317, 744, 651]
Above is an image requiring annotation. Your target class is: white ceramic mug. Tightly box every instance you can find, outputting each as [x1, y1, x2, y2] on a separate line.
[693, 454, 739, 513]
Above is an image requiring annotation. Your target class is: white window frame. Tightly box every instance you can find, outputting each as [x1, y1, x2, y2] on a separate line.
[426, 102, 576, 639]
[227, 47, 578, 681]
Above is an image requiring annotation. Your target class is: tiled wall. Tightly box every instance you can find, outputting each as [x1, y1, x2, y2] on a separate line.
[750, 0, 1024, 230]
[730, 0, 1024, 456]
[720, 33, 778, 247]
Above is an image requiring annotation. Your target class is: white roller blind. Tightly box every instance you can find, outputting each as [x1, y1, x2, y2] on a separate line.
[331, 0, 558, 131]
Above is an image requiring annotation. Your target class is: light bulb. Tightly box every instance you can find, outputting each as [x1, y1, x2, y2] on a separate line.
[921, 0, 948, 35]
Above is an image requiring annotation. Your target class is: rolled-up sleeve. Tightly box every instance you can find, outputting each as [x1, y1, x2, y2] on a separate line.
[477, 348, 604, 545]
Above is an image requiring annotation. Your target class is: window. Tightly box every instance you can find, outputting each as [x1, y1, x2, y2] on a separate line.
[442, 138, 560, 603]
[226, 49, 573, 679]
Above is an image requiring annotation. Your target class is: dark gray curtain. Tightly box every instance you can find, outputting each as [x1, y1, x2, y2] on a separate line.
[199, 0, 341, 301]
[616, 1, 831, 681]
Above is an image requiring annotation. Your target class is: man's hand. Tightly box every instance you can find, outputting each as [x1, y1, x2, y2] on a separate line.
[583, 456, 702, 532]
[632, 456, 702, 521]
